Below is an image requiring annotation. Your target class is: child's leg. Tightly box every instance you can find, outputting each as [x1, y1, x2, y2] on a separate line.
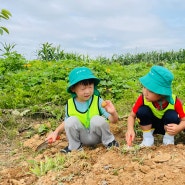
[90, 115, 118, 147]
[163, 133, 174, 145]
[140, 129, 154, 147]
[64, 116, 85, 150]
[162, 110, 180, 145]
[136, 106, 155, 146]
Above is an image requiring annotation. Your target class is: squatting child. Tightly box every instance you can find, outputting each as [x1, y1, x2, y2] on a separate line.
[47, 66, 119, 153]
[125, 65, 185, 147]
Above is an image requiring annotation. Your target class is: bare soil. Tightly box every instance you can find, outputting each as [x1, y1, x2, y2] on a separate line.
[1, 119, 185, 185]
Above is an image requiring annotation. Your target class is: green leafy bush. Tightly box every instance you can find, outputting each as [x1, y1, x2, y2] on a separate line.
[0, 52, 26, 74]
[0, 49, 185, 119]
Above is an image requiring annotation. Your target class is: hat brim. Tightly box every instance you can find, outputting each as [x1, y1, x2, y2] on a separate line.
[67, 77, 100, 93]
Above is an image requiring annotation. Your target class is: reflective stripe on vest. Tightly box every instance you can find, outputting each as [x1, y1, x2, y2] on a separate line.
[143, 94, 176, 119]
[67, 95, 101, 128]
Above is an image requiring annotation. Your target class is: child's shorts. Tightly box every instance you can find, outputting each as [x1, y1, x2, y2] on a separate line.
[136, 105, 180, 135]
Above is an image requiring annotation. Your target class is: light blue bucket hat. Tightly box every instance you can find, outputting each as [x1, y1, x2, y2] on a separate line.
[139, 65, 174, 104]
[67, 67, 100, 97]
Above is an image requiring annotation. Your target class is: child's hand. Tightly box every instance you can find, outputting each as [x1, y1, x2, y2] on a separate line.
[125, 131, 135, 145]
[166, 124, 180, 135]
[102, 100, 116, 114]
[46, 131, 59, 142]
[127, 135, 132, 146]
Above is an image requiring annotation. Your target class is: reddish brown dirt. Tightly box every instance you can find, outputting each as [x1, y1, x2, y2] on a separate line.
[1, 120, 185, 185]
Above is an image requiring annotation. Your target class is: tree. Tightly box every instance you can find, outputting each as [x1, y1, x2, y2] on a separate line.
[0, 9, 12, 35]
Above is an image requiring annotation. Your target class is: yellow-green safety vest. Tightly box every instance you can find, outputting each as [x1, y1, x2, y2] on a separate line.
[143, 94, 176, 119]
[67, 95, 101, 128]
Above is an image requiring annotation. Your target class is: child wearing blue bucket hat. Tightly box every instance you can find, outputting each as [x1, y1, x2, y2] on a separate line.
[125, 65, 185, 147]
[46, 66, 119, 153]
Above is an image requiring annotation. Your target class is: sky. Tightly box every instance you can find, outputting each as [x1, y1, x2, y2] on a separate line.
[1, 0, 185, 60]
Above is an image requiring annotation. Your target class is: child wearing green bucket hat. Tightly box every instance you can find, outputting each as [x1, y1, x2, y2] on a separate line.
[125, 65, 185, 147]
[46, 66, 119, 153]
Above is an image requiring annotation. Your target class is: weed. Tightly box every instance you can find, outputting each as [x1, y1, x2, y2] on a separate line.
[37, 123, 49, 135]
[132, 156, 145, 165]
[112, 169, 119, 176]
[28, 154, 66, 176]
[121, 144, 140, 154]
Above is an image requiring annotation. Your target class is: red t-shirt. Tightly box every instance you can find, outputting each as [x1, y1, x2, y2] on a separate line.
[132, 94, 185, 119]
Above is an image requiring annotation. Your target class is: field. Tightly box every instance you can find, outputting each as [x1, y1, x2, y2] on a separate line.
[1, 49, 185, 184]
[1, 119, 185, 185]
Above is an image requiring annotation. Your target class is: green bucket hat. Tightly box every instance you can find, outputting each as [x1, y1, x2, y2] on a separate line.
[67, 67, 100, 97]
[139, 65, 174, 104]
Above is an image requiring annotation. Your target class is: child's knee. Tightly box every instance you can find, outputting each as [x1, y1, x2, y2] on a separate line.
[137, 106, 152, 118]
[65, 116, 80, 128]
[91, 115, 107, 127]
[136, 106, 154, 126]
[163, 110, 180, 124]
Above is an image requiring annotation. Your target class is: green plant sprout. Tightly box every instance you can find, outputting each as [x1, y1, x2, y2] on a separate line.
[28, 154, 66, 176]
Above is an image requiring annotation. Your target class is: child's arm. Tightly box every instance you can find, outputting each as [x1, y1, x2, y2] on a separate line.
[125, 111, 136, 143]
[166, 99, 185, 135]
[46, 121, 65, 142]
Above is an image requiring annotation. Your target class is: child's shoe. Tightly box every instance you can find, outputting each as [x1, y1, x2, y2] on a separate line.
[139, 129, 154, 147]
[163, 133, 174, 145]
[60, 144, 83, 154]
[60, 146, 71, 153]
[107, 140, 119, 148]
